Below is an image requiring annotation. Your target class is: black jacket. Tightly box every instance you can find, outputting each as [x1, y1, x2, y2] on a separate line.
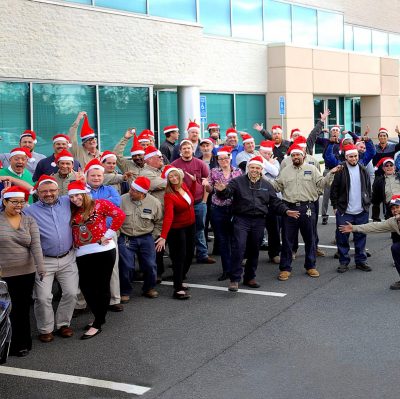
[216, 174, 288, 217]
[371, 172, 400, 221]
[330, 162, 371, 214]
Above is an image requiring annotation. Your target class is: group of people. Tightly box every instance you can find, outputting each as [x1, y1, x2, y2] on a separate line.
[1, 109, 400, 359]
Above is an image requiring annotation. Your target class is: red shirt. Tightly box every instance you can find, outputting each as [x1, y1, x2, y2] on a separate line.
[160, 181, 196, 239]
[71, 199, 125, 247]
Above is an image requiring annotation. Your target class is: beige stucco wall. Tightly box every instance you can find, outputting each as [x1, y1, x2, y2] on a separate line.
[267, 44, 400, 138]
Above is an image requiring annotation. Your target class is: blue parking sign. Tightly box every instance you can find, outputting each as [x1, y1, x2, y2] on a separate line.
[279, 96, 285, 116]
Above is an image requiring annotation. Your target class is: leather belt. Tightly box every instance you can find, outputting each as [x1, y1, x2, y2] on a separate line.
[46, 250, 71, 259]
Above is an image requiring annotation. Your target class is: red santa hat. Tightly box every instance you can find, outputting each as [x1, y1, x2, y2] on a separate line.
[67, 181, 91, 196]
[226, 127, 238, 138]
[290, 128, 302, 139]
[271, 125, 283, 134]
[343, 144, 358, 156]
[84, 159, 105, 175]
[9, 147, 34, 163]
[378, 127, 389, 136]
[30, 175, 58, 194]
[200, 138, 215, 146]
[331, 125, 341, 132]
[100, 150, 117, 163]
[217, 146, 232, 157]
[248, 156, 264, 167]
[144, 146, 162, 160]
[130, 134, 145, 156]
[3, 186, 30, 202]
[390, 194, 400, 206]
[137, 131, 152, 143]
[51, 149, 74, 167]
[20, 130, 37, 144]
[288, 144, 305, 155]
[163, 125, 179, 135]
[242, 134, 254, 144]
[375, 157, 394, 170]
[293, 135, 307, 149]
[131, 176, 151, 194]
[161, 165, 182, 179]
[207, 123, 220, 130]
[259, 140, 275, 152]
[53, 134, 72, 147]
[80, 115, 95, 142]
[187, 120, 200, 133]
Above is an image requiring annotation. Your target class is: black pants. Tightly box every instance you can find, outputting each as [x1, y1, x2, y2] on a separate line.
[265, 213, 281, 258]
[3, 272, 35, 354]
[167, 224, 195, 292]
[77, 249, 116, 329]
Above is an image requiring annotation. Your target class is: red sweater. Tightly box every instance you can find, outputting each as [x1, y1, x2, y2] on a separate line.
[160, 181, 196, 239]
[71, 199, 126, 247]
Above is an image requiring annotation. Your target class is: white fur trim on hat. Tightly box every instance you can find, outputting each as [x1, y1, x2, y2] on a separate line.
[260, 145, 274, 152]
[217, 150, 230, 156]
[242, 137, 255, 144]
[3, 192, 25, 199]
[179, 139, 194, 147]
[345, 149, 358, 156]
[144, 150, 162, 160]
[85, 164, 105, 174]
[101, 153, 117, 163]
[290, 149, 304, 155]
[248, 159, 264, 167]
[68, 188, 90, 195]
[131, 181, 149, 193]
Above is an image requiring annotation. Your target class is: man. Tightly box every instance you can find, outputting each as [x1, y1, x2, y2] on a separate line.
[224, 128, 244, 167]
[101, 150, 133, 194]
[207, 123, 224, 147]
[372, 127, 400, 169]
[160, 125, 179, 162]
[118, 176, 163, 300]
[33, 134, 80, 181]
[356, 139, 375, 184]
[69, 111, 101, 168]
[269, 144, 340, 281]
[172, 140, 215, 264]
[114, 129, 145, 177]
[339, 195, 400, 290]
[137, 130, 152, 150]
[0, 147, 34, 203]
[330, 144, 372, 273]
[215, 156, 299, 291]
[255, 125, 290, 163]
[51, 149, 76, 195]
[85, 159, 123, 311]
[235, 134, 260, 172]
[171, 120, 202, 161]
[24, 175, 79, 343]
[0, 130, 46, 174]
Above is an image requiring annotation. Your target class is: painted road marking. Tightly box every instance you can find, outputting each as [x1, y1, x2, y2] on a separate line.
[0, 366, 151, 395]
[298, 243, 355, 250]
[160, 281, 286, 297]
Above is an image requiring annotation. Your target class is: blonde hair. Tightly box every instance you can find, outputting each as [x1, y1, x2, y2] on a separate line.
[70, 193, 95, 223]
[165, 170, 184, 194]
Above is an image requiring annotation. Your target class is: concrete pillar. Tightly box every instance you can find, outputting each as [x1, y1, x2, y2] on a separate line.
[177, 86, 200, 139]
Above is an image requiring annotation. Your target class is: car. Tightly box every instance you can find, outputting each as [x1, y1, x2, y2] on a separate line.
[0, 279, 12, 364]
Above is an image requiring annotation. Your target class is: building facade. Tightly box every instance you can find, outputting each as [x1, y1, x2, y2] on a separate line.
[1, 0, 400, 156]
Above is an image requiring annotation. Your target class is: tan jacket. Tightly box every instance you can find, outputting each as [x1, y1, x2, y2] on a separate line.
[52, 172, 76, 196]
[103, 172, 126, 194]
[113, 137, 143, 176]
[270, 163, 333, 203]
[140, 164, 166, 205]
[352, 217, 400, 235]
[120, 192, 163, 238]
[69, 122, 101, 168]
[280, 154, 321, 173]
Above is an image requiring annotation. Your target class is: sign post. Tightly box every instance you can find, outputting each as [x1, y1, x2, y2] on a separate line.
[200, 95, 207, 137]
[279, 95, 285, 130]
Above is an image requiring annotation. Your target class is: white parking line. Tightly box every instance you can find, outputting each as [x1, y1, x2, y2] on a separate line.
[0, 366, 151, 395]
[160, 281, 286, 297]
[298, 243, 355, 250]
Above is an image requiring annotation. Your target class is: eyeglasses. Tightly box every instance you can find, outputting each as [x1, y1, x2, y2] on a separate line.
[7, 200, 26, 206]
[38, 189, 58, 194]
[218, 157, 230, 161]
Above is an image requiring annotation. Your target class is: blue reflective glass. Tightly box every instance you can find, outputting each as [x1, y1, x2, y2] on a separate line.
[317, 10, 343, 49]
[231, 0, 263, 41]
[353, 26, 372, 53]
[292, 6, 317, 46]
[199, 0, 231, 36]
[389, 34, 400, 57]
[32, 84, 96, 156]
[344, 24, 353, 51]
[264, 0, 291, 43]
[0, 82, 30, 152]
[99, 86, 149, 155]
[95, 0, 146, 14]
[149, 0, 196, 22]
[372, 30, 388, 56]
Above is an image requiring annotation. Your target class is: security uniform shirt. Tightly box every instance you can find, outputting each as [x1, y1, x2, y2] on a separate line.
[140, 164, 167, 205]
[113, 136, 144, 176]
[120, 192, 163, 239]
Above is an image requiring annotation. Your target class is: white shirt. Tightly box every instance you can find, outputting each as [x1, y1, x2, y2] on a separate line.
[346, 164, 363, 214]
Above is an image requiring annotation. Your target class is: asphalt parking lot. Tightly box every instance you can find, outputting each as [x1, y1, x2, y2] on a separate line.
[1, 213, 399, 399]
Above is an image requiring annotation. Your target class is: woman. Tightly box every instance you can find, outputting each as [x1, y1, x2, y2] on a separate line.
[205, 146, 242, 281]
[68, 181, 125, 339]
[155, 165, 196, 299]
[0, 186, 45, 357]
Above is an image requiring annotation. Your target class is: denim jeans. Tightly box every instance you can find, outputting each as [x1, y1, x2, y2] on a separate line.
[335, 211, 369, 266]
[210, 205, 233, 274]
[391, 242, 400, 276]
[118, 233, 157, 295]
[194, 202, 209, 261]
